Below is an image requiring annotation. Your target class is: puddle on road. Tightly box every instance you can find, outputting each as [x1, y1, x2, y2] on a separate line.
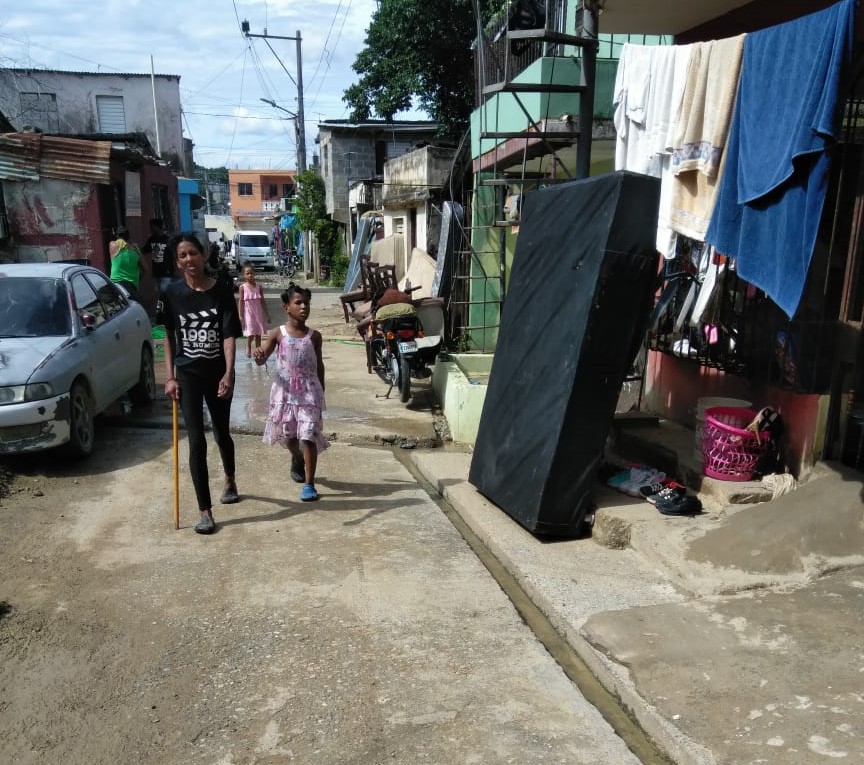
[323, 407, 371, 423]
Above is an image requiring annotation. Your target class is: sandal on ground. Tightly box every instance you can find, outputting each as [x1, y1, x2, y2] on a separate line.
[300, 483, 319, 502]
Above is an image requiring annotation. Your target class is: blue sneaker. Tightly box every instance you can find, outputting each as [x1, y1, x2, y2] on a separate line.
[300, 483, 319, 502]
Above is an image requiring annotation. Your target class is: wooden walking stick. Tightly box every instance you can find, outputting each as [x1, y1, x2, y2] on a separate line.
[172, 397, 180, 530]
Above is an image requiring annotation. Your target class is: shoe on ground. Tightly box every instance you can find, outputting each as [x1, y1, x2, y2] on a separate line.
[617, 466, 652, 494]
[221, 484, 240, 504]
[623, 469, 665, 497]
[605, 471, 629, 490]
[606, 468, 635, 490]
[300, 483, 319, 502]
[290, 456, 305, 483]
[656, 493, 702, 516]
[194, 514, 216, 534]
[644, 482, 687, 505]
[637, 477, 670, 500]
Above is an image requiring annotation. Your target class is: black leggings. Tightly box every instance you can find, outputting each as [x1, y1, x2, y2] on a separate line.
[177, 370, 235, 511]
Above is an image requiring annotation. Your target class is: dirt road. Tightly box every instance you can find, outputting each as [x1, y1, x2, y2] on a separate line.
[0, 284, 639, 764]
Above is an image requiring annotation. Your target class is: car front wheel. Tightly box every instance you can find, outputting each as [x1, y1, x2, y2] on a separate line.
[65, 382, 94, 458]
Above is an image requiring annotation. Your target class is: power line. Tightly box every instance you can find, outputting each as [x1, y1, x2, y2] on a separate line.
[185, 111, 288, 120]
[183, 49, 248, 100]
[306, 0, 345, 90]
[223, 43, 251, 167]
[307, 0, 354, 116]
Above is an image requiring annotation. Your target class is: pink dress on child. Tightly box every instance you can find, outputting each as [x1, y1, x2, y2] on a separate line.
[240, 283, 268, 336]
[262, 326, 328, 451]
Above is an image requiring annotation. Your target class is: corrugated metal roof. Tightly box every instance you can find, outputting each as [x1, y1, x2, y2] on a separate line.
[5, 67, 180, 80]
[0, 133, 111, 184]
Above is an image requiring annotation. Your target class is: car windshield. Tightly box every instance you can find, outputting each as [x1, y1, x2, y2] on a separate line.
[0, 277, 71, 337]
[239, 235, 269, 248]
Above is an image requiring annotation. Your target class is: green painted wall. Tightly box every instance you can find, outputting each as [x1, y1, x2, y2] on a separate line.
[465, 34, 668, 352]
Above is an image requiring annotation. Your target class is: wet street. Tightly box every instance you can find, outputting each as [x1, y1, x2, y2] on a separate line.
[146, 278, 441, 446]
[0, 277, 642, 765]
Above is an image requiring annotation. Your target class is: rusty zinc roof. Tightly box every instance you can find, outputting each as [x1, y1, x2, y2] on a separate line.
[0, 133, 112, 184]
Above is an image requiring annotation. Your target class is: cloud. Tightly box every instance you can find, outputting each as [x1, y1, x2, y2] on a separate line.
[0, 0, 385, 169]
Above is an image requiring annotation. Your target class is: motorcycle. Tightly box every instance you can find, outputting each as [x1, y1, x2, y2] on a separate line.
[366, 291, 445, 403]
[277, 249, 303, 278]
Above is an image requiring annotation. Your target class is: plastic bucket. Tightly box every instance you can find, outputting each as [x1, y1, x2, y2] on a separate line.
[694, 397, 752, 462]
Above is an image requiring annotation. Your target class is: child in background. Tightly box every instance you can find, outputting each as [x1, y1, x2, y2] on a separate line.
[254, 283, 327, 501]
[238, 262, 271, 357]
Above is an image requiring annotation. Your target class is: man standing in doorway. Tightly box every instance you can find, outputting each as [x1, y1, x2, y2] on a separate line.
[144, 218, 173, 294]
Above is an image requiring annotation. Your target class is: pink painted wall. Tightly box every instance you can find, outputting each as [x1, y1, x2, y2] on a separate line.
[4, 178, 104, 266]
[643, 350, 823, 478]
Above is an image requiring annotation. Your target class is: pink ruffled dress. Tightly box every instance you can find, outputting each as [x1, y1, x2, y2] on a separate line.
[240, 283, 268, 336]
[262, 326, 328, 451]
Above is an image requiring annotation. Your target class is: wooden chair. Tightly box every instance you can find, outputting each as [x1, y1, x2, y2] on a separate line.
[370, 263, 398, 298]
[340, 256, 376, 322]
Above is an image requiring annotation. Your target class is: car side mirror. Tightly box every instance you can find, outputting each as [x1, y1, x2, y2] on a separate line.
[80, 313, 97, 330]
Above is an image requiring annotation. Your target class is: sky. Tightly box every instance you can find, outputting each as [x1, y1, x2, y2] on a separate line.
[0, 0, 391, 171]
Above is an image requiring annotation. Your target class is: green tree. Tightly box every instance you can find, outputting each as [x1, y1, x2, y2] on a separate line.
[295, 169, 345, 282]
[193, 164, 229, 185]
[343, 0, 497, 140]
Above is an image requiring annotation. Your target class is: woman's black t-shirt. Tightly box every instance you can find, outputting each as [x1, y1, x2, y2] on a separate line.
[162, 279, 242, 377]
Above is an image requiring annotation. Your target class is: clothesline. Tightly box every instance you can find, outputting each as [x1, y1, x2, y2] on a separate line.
[613, 0, 855, 319]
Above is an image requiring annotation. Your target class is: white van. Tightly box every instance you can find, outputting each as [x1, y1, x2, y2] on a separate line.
[233, 230, 275, 271]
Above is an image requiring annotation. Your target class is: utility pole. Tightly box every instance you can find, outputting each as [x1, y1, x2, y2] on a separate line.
[241, 22, 306, 172]
[260, 98, 301, 171]
[203, 167, 212, 215]
[243, 20, 312, 277]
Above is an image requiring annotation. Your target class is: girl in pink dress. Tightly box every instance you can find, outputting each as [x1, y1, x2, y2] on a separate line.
[238, 262, 271, 357]
[254, 283, 327, 501]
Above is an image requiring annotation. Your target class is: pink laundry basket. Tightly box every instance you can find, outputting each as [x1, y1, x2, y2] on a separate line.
[701, 407, 769, 482]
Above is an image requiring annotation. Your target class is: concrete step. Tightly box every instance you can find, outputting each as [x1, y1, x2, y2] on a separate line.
[595, 415, 775, 550]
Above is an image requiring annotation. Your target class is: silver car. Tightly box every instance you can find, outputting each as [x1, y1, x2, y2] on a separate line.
[0, 263, 155, 457]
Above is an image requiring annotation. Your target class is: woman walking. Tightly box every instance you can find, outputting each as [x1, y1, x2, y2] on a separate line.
[162, 233, 243, 534]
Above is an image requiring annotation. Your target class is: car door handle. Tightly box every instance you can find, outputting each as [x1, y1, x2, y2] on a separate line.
[115, 331, 121, 340]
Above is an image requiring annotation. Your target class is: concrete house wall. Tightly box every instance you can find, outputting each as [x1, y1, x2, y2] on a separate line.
[317, 121, 439, 225]
[381, 145, 456, 272]
[0, 68, 187, 173]
[228, 169, 297, 226]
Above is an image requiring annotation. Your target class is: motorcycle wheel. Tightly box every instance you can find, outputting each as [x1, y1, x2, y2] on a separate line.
[399, 357, 411, 402]
[372, 342, 390, 384]
[389, 353, 400, 388]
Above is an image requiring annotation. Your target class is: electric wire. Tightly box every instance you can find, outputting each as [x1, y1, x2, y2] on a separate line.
[4, 1, 372, 169]
[306, 0, 346, 94]
[306, 0, 354, 117]
[223, 43, 250, 167]
[309, 0, 352, 115]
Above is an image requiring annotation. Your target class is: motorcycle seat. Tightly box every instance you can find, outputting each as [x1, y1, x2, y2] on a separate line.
[375, 302, 416, 320]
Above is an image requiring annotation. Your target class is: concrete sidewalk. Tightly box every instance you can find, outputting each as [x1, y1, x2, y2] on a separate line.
[412, 450, 864, 765]
[133, 283, 864, 763]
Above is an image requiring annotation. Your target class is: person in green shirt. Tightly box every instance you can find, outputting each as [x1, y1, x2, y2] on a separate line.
[109, 232, 141, 300]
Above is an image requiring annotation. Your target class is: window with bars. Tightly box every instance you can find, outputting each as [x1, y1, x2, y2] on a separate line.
[238, 183, 253, 196]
